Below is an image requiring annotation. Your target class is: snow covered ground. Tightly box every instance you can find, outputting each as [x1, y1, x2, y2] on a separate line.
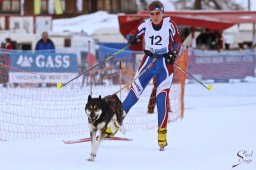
[0, 81, 255, 170]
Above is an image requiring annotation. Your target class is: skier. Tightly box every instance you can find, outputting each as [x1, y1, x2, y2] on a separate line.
[106, 0, 181, 150]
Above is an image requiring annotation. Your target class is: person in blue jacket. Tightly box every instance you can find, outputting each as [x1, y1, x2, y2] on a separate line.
[35, 31, 55, 51]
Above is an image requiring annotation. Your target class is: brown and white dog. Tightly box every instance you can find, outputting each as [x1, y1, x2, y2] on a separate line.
[85, 94, 125, 161]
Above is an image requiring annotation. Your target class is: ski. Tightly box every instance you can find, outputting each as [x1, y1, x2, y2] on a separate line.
[62, 136, 132, 144]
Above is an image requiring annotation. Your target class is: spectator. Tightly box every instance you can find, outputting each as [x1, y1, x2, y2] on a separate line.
[0, 38, 13, 87]
[196, 29, 208, 50]
[253, 34, 256, 49]
[35, 32, 55, 51]
[35, 32, 55, 87]
[5, 38, 14, 50]
[208, 30, 217, 50]
[215, 31, 224, 51]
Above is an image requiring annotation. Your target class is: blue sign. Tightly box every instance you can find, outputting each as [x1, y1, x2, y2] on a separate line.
[98, 43, 132, 60]
[9, 52, 78, 73]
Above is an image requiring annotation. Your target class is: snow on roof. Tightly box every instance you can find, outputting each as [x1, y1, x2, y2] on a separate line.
[52, 11, 119, 35]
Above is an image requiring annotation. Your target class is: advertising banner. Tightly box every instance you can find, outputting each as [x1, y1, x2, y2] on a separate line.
[188, 49, 256, 80]
[8, 52, 78, 83]
[9, 52, 77, 72]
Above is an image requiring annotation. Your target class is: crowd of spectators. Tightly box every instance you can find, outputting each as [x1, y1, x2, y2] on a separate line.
[195, 28, 256, 51]
[0, 31, 55, 87]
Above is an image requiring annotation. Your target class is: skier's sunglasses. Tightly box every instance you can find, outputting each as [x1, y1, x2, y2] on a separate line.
[149, 11, 161, 16]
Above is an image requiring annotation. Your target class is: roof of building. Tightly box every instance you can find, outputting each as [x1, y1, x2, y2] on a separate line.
[118, 11, 256, 37]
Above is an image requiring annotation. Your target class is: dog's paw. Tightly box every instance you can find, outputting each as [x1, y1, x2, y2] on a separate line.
[87, 157, 95, 161]
[119, 126, 126, 134]
[87, 153, 96, 161]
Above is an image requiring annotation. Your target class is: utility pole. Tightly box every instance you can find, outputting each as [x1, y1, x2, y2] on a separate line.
[248, 0, 251, 11]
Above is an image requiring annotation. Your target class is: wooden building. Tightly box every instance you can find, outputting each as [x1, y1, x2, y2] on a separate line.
[0, 0, 137, 18]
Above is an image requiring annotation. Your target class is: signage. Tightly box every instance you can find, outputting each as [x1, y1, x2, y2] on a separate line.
[188, 49, 256, 80]
[9, 52, 78, 73]
[8, 52, 78, 83]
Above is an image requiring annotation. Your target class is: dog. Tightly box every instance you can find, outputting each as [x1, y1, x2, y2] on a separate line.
[85, 94, 125, 161]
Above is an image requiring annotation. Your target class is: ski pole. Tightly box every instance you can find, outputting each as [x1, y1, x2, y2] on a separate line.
[57, 45, 130, 88]
[114, 57, 157, 94]
[174, 63, 213, 90]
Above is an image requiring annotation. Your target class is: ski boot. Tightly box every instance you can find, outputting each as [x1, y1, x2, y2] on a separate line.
[105, 110, 126, 138]
[105, 122, 119, 138]
[158, 127, 167, 151]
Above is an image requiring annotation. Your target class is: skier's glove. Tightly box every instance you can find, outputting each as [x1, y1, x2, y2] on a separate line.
[144, 50, 154, 57]
[164, 50, 178, 65]
[127, 35, 140, 45]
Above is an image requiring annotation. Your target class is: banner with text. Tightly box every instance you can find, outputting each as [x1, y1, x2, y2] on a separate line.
[188, 49, 256, 80]
[8, 52, 78, 83]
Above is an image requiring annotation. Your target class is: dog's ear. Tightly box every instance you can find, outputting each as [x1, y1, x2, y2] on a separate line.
[99, 95, 101, 100]
[88, 95, 92, 101]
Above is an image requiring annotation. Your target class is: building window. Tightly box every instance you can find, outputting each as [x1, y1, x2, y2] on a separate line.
[41, 0, 65, 14]
[1, 0, 20, 14]
[104, 0, 112, 12]
[41, 0, 48, 14]
[2, 1, 11, 11]
[61, 0, 65, 11]
[98, 0, 105, 11]
[112, 0, 118, 13]
[11, 0, 20, 11]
